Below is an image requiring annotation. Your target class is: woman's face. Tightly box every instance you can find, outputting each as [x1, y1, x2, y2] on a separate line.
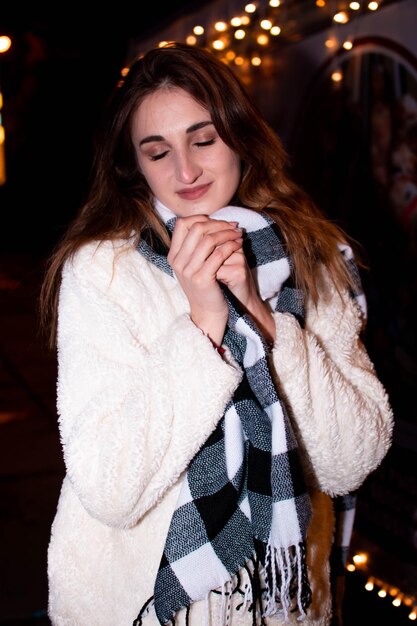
[131, 86, 241, 216]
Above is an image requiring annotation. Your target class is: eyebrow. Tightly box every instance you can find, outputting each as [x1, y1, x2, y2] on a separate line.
[139, 120, 214, 147]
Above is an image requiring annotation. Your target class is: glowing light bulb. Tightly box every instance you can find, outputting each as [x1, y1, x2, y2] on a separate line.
[213, 39, 226, 50]
[215, 21, 228, 32]
[257, 33, 269, 45]
[353, 553, 368, 566]
[0, 36, 12, 53]
[334, 11, 349, 23]
[331, 70, 343, 82]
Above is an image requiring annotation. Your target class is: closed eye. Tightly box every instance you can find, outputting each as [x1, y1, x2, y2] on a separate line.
[195, 138, 216, 147]
[150, 151, 169, 161]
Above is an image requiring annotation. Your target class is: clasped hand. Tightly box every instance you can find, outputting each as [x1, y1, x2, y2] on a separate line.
[167, 215, 275, 346]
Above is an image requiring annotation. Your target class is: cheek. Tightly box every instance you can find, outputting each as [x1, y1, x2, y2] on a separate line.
[136, 156, 157, 188]
[225, 153, 241, 184]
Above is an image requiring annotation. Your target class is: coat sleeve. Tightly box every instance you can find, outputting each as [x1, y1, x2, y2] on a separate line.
[56, 244, 243, 529]
[270, 272, 394, 496]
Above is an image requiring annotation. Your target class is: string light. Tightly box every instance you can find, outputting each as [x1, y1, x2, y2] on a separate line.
[235, 29, 246, 40]
[353, 553, 368, 566]
[389, 587, 400, 597]
[333, 11, 349, 23]
[393, 594, 404, 607]
[257, 33, 269, 45]
[0, 35, 12, 53]
[214, 21, 228, 32]
[135, 0, 385, 76]
[0, 35, 11, 185]
[213, 38, 226, 50]
[346, 556, 416, 620]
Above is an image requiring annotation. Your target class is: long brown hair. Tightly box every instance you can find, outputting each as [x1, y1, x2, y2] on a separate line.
[40, 41, 359, 348]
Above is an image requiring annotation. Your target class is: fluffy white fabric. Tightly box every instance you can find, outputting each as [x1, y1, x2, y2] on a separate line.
[47, 238, 393, 625]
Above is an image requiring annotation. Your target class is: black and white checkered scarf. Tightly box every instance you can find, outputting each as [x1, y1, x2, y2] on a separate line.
[135, 201, 365, 626]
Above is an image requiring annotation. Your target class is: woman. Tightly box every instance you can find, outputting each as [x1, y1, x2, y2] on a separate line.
[40, 42, 393, 625]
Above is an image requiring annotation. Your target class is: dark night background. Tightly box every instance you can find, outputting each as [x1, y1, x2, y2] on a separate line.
[1, 3, 416, 624]
[0, 3, 210, 254]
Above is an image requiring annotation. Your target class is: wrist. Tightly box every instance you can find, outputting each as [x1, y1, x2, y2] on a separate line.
[190, 309, 228, 346]
[247, 297, 276, 346]
[206, 335, 226, 356]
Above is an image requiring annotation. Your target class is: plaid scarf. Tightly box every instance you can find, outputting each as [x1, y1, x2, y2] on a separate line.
[134, 201, 364, 626]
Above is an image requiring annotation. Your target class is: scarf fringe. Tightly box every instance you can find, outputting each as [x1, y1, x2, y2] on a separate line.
[133, 544, 311, 625]
[263, 541, 311, 622]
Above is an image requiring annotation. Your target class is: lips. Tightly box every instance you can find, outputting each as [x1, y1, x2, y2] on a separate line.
[176, 183, 211, 200]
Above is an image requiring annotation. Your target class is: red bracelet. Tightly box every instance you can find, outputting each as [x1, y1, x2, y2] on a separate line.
[208, 336, 226, 356]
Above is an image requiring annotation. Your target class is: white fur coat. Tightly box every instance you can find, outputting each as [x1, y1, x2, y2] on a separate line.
[47, 238, 393, 625]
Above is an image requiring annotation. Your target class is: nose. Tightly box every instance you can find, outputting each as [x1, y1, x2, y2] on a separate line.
[175, 150, 202, 184]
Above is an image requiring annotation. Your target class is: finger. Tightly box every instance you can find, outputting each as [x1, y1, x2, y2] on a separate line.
[194, 239, 244, 278]
[218, 248, 245, 267]
[169, 216, 234, 260]
[169, 215, 210, 259]
[216, 263, 246, 283]
[171, 223, 243, 271]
